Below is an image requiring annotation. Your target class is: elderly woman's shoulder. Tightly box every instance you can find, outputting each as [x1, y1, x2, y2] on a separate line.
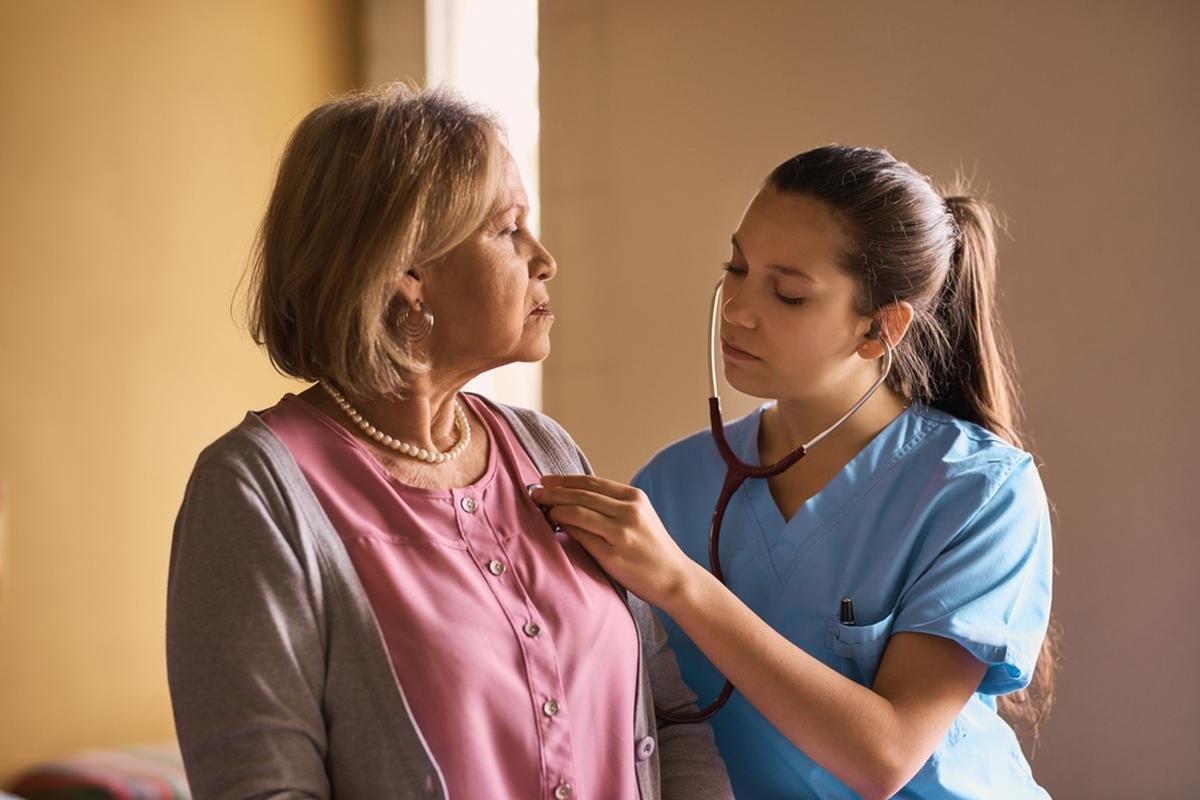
[491, 401, 570, 438]
[185, 412, 295, 487]
[480, 398, 592, 475]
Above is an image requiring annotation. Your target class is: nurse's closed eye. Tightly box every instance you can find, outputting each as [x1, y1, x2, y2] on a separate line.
[721, 261, 746, 276]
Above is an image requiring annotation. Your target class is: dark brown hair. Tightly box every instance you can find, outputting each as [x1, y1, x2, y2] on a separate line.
[245, 84, 503, 397]
[767, 145, 1057, 737]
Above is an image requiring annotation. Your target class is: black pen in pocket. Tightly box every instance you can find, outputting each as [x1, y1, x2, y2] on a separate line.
[839, 597, 856, 626]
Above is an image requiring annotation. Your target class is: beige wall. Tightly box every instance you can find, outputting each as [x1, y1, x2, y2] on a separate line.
[0, 0, 358, 780]
[541, 1, 1198, 798]
[362, 0, 426, 87]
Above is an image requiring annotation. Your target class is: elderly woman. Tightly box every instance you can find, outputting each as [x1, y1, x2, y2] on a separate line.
[166, 86, 732, 800]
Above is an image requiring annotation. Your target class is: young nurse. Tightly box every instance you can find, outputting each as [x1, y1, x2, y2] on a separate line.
[532, 145, 1055, 799]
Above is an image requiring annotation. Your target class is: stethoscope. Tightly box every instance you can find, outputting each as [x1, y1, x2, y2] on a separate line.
[655, 278, 894, 725]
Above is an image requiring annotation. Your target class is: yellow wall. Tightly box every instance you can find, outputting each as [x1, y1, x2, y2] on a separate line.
[0, 0, 357, 779]
[540, 1, 1199, 797]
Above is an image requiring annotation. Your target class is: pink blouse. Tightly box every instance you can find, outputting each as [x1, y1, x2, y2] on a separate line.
[259, 392, 640, 800]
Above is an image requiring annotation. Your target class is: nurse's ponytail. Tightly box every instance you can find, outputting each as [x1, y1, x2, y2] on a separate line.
[938, 192, 1058, 739]
[768, 146, 1057, 740]
[933, 193, 1021, 447]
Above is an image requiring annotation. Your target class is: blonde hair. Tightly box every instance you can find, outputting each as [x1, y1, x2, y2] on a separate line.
[245, 83, 504, 397]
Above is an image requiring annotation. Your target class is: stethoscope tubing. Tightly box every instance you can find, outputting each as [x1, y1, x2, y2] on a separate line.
[655, 279, 893, 725]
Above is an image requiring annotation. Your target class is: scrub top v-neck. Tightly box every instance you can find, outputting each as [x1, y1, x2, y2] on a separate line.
[633, 403, 1052, 800]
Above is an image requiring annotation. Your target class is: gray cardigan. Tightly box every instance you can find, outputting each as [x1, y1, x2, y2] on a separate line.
[166, 400, 733, 800]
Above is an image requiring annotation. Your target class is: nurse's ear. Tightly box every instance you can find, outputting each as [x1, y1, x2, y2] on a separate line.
[857, 301, 914, 360]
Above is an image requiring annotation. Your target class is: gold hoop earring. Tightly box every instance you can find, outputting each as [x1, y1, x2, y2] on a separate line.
[401, 300, 434, 342]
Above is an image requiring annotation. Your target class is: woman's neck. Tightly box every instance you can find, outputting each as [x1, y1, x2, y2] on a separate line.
[304, 374, 467, 454]
[760, 381, 909, 465]
[755, 378, 909, 521]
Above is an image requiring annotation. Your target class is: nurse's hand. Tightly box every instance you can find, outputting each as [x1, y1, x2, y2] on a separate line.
[531, 475, 697, 605]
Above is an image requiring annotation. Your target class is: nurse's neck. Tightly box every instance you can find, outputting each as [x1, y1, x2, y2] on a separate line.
[760, 383, 910, 465]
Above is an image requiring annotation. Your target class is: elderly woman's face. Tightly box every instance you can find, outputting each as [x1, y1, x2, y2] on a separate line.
[420, 151, 557, 377]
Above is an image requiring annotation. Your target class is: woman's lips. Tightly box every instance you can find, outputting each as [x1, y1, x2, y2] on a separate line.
[530, 302, 554, 318]
[721, 338, 759, 361]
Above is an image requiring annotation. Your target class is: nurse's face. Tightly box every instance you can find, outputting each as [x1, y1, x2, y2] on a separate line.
[719, 188, 876, 402]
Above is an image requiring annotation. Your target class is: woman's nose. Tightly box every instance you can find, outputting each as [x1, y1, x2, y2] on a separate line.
[721, 283, 757, 329]
[531, 237, 557, 281]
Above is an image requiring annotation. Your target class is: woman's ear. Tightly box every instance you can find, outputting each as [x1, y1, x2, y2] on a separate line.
[393, 266, 424, 308]
[857, 300, 914, 359]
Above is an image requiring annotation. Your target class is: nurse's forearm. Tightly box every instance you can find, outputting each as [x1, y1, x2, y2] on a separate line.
[659, 562, 926, 800]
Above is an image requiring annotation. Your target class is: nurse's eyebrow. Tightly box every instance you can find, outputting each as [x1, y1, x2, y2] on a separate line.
[730, 234, 816, 282]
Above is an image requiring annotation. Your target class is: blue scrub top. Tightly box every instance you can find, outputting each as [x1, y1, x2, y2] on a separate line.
[633, 403, 1053, 799]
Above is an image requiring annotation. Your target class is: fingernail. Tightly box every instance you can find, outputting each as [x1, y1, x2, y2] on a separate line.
[526, 482, 544, 496]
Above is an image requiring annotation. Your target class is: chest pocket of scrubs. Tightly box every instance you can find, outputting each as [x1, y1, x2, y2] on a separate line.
[830, 609, 896, 687]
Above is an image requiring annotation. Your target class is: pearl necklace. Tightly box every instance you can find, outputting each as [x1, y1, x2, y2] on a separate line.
[320, 383, 470, 464]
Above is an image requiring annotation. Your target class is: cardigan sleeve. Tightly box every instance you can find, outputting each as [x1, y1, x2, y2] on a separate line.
[166, 458, 330, 799]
